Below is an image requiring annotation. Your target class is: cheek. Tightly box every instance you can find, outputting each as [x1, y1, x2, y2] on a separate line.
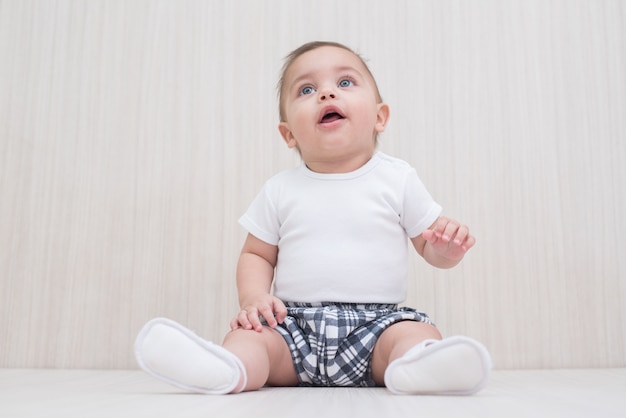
[357, 107, 379, 127]
[288, 106, 311, 129]
[282, 103, 301, 127]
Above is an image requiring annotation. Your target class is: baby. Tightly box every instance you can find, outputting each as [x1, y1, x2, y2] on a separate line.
[135, 41, 492, 395]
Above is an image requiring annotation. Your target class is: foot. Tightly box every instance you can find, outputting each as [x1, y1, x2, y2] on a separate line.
[384, 336, 492, 395]
[134, 317, 247, 394]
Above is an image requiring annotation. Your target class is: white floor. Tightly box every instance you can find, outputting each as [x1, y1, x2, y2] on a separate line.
[1, 368, 625, 418]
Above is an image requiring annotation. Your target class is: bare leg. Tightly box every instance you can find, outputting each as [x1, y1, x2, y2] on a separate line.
[222, 327, 299, 391]
[134, 318, 298, 394]
[371, 321, 492, 395]
[370, 321, 442, 385]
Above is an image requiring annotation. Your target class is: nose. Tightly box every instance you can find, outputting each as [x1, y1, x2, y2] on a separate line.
[318, 87, 336, 101]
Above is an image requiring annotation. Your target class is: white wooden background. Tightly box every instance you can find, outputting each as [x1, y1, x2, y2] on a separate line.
[1, 0, 624, 370]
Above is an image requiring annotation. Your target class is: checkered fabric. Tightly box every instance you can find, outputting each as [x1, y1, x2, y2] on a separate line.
[273, 302, 434, 387]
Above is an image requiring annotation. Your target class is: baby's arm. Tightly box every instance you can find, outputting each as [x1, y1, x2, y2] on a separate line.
[411, 216, 476, 269]
[230, 233, 286, 332]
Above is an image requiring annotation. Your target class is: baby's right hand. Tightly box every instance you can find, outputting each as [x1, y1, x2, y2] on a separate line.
[230, 295, 287, 332]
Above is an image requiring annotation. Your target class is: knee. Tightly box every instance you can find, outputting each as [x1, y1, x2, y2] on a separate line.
[393, 321, 442, 340]
[371, 321, 442, 385]
[375, 321, 442, 361]
[223, 326, 278, 346]
[222, 326, 289, 363]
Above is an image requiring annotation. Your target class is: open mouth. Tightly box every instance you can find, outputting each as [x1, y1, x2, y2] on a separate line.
[319, 107, 345, 124]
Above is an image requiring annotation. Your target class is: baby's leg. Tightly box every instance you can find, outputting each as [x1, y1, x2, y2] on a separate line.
[135, 318, 296, 394]
[222, 327, 298, 390]
[371, 321, 491, 395]
[371, 321, 442, 384]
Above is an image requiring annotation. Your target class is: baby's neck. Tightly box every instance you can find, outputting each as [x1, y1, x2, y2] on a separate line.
[303, 152, 375, 174]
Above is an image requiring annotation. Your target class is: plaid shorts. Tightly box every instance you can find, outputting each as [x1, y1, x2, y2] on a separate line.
[272, 302, 433, 387]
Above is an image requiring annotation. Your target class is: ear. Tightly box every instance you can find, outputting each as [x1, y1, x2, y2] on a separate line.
[278, 122, 298, 148]
[375, 103, 390, 133]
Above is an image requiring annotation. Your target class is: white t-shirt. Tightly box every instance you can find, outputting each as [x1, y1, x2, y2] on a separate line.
[238, 152, 442, 304]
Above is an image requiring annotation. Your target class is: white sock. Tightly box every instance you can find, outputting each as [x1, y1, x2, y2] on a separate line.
[384, 336, 492, 396]
[135, 317, 247, 394]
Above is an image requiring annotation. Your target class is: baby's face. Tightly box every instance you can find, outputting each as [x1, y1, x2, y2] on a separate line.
[278, 46, 388, 173]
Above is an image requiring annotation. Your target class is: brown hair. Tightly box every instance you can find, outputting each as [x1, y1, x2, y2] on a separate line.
[277, 41, 383, 122]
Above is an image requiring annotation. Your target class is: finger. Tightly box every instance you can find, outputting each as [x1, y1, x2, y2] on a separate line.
[430, 216, 449, 239]
[442, 221, 461, 243]
[238, 309, 254, 330]
[258, 304, 277, 329]
[451, 224, 469, 246]
[273, 298, 288, 324]
[462, 234, 476, 251]
[245, 307, 266, 332]
[451, 225, 474, 250]
[421, 229, 435, 242]
[229, 317, 241, 331]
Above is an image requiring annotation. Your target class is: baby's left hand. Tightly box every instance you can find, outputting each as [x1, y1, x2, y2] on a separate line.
[422, 216, 476, 261]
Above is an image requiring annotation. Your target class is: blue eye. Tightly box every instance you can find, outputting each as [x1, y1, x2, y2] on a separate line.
[339, 79, 353, 88]
[300, 86, 315, 95]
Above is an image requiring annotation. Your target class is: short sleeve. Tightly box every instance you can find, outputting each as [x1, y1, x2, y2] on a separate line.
[401, 168, 442, 238]
[238, 183, 281, 245]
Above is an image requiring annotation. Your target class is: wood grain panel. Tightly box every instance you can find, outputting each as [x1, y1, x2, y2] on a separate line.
[0, 0, 624, 369]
